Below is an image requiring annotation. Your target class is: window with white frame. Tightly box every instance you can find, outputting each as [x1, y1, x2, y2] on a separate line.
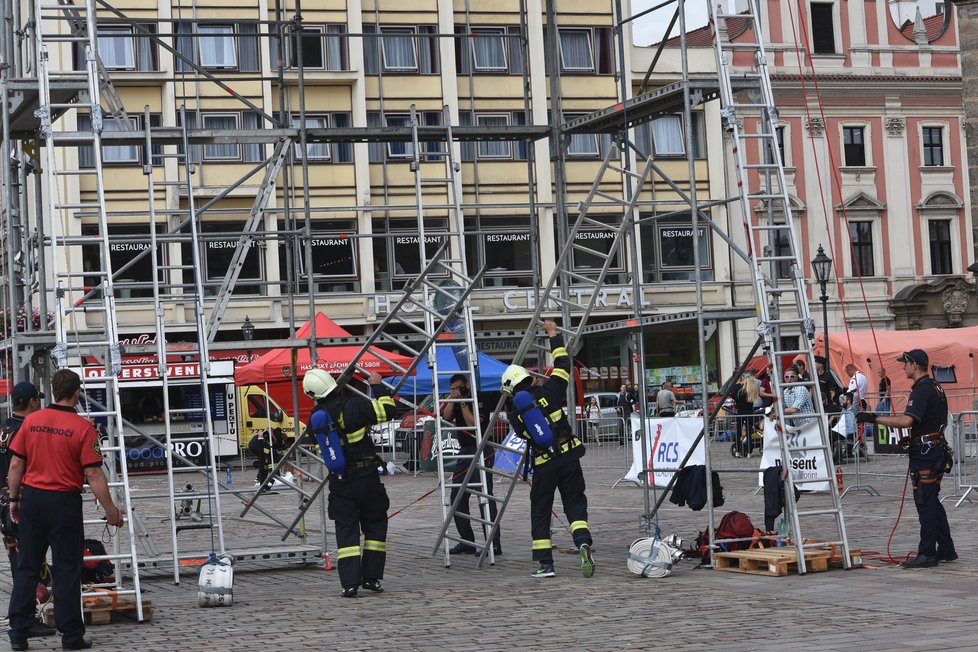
[77, 114, 139, 164]
[843, 126, 866, 166]
[291, 116, 330, 160]
[476, 115, 511, 158]
[559, 29, 594, 71]
[922, 126, 944, 166]
[471, 28, 507, 70]
[384, 114, 413, 158]
[381, 28, 418, 70]
[98, 26, 135, 69]
[928, 219, 953, 275]
[848, 221, 875, 276]
[199, 25, 237, 68]
[286, 24, 348, 70]
[564, 113, 599, 157]
[202, 114, 240, 160]
[651, 115, 684, 157]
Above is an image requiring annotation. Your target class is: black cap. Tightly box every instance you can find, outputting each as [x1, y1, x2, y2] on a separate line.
[814, 355, 827, 365]
[897, 349, 928, 366]
[11, 382, 43, 401]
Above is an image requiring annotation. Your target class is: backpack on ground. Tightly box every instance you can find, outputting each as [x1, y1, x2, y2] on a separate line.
[82, 539, 115, 584]
[691, 511, 766, 565]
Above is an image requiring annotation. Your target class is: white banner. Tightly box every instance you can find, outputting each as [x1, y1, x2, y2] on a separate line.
[758, 415, 831, 491]
[624, 417, 705, 487]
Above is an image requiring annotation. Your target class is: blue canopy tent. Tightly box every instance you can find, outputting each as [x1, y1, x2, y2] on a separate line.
[384, 347, 509, 395]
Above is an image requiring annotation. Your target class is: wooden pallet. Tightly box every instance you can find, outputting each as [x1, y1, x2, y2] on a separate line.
[41, 594, 153, 626]
[713, 548, 832, 577]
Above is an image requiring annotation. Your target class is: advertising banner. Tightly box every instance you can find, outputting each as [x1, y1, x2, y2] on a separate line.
[758, 416, 831, 491]
[623, 417, 705, 487]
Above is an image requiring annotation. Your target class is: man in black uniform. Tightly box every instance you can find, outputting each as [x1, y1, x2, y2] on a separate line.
[0, 382, 55, 640]
[857, 349, 955, 568]
[442, 373, 501, 556]
[502, 319, 594, 579]
[303, 368, 397, 597]
[248, 427, 288, 488]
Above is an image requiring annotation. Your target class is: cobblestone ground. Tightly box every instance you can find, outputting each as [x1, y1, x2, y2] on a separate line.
[4, 441, 978, 651]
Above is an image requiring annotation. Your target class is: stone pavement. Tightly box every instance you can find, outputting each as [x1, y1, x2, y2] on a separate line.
[4, 441, 978, 651]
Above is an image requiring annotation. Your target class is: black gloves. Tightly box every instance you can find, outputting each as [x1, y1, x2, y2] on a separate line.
[855, 411, 877, 424]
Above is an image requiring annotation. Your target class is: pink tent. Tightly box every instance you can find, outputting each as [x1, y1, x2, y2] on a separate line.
[814, 326, 978, 398]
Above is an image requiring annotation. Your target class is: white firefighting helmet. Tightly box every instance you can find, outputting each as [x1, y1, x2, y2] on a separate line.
[501, 364, 530, 394]
[303, 368, 337, 400]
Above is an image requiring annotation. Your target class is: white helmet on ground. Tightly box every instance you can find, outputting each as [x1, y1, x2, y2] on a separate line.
[303, 368, 337, 400]
[501, 364, 530, 394]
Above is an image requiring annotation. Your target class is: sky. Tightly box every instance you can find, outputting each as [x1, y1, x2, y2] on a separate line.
[629, 0, 714, 47]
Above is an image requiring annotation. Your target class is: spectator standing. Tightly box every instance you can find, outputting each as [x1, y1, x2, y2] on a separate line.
[6, 369, 125, 651]
[876, 368, 892, 414]
[585, 397, 602, 447]
[846, 363, 869, 409]
[616, 384, 630, 442]
[656, 380, 677, 417]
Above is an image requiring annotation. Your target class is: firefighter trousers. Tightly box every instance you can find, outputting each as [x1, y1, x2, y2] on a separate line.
[529, 456, 591, 564]
[328, 472, 390, 589]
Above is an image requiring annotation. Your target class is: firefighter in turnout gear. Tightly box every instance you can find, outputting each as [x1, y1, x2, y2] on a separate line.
[502, 319, 594, 579]
[303, 368, 397, 597]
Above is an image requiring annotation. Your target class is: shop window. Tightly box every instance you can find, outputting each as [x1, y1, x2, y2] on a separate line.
[82, 223, 166, 299]
[277, 219, 358, 293]
[372, 218, 448, 289]
[195, 221, 263, 295]
[570, 219, 624, 283]
[651, 220, 713, 282]
[463, 217, 535, 287]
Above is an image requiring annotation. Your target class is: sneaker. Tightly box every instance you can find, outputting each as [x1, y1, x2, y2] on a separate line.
[530, 563, 556, 578]
[580, 543, 595, 578]
[362, 579, 383, 593]
[341, 586, 359, 598]
[937, 550, 958, 562]
[901, 554, 939, 569]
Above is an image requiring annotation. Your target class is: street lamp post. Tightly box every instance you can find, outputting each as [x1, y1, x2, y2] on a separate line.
[242, 315, 255, 364]
[811, 245, 832, 359]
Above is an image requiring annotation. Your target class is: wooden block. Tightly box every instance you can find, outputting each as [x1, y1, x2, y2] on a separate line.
[713, 548, 833, 577]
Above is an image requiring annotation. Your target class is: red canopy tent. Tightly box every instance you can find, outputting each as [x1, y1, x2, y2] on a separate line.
[234, 312, 414, 418]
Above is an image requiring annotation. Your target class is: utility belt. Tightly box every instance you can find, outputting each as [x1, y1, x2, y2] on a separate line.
[907, 432, 953, 477]
[336, 456, 382, 480]
[908, 432, 945, 447]
[533, 436, 582, 466]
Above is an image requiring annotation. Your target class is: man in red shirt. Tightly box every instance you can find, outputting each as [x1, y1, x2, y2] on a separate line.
[5, 369, 125, 651]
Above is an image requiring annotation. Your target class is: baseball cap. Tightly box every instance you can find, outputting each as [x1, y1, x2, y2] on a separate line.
[11, 382, 44, 401]
[813, 355, 827, 365]
[897, 349, 928, 366]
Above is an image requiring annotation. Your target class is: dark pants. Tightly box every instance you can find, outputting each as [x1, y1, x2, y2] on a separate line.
[529, 455, 591, 565]
[327, 473, 389, 589]
[450, 448, 499, 550]
[910, 453, 954, 557]
[7, 487, 85, 646]
[248, 437, 272, 483]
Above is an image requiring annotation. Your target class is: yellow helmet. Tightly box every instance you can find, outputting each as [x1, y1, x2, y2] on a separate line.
[303, 368, 337, 400]
[500, 364, 530, 394]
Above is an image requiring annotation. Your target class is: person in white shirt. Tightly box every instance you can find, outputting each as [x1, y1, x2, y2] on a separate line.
[845, 363, 868, 410]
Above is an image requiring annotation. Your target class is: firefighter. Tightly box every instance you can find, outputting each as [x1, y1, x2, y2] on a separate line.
[501, 319, 594, 579]
[248, 427, 288, 489]
[303, 368, 397, 597]
[856, 349, 955, 568]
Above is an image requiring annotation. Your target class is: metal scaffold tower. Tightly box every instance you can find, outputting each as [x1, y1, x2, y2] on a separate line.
[33, 0, 144, 615]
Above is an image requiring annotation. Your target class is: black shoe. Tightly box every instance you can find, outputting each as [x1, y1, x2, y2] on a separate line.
[11, 641, 28, 652]
[901, 554, 939, 568]
[62, 640, 93, 650]
[362, 578, 383, 593]
[341, 586, 359, 598]
[937, 550, 958, 562]
[28, 620, 56, 637]
[448, 544, 476, 555]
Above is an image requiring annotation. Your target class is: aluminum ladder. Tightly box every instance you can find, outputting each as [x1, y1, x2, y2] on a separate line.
[708, 0, 851, 572]
[33, 0, 144, 617]
[434, 132, 659, 566]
